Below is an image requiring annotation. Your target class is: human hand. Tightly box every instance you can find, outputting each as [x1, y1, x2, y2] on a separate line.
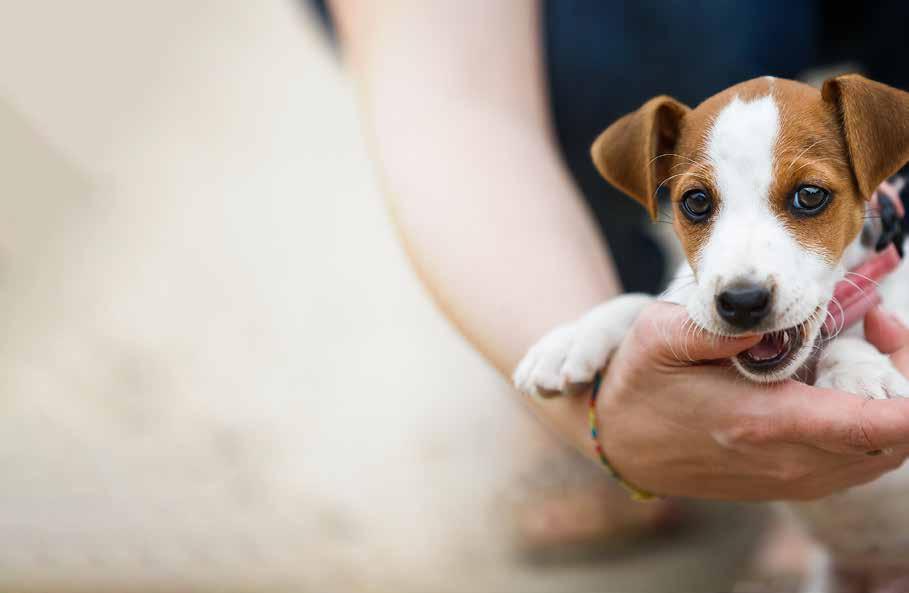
[865, 306, 909, 377]
[592, 302, 909, 501]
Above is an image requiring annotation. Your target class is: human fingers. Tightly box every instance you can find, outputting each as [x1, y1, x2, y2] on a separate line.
[776, 382, 909, 454]
[631, 301, 762, 366]
[865, 306, 909, 355]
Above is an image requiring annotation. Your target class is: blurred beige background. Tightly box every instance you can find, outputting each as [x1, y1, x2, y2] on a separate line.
[0, 2, 773, 591]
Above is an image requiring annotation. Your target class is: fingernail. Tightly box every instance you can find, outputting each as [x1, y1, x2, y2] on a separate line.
[868, 448, 896, 456]
[880, 306, 908, 329]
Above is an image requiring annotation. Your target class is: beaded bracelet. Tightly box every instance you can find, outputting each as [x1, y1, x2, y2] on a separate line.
[588, 371, 659, 502]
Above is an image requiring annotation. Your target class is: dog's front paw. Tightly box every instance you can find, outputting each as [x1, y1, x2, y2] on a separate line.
[513, 294, 652, 399]
[815, 338, 909, 399]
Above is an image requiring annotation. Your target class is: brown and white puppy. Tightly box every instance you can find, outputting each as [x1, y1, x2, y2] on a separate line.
[515, 75, 909, 390]
[513, 75, 909, 587]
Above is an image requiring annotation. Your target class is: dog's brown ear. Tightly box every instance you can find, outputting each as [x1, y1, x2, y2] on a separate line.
[822, 74, 909, 199]
[591, 96, 690, 220]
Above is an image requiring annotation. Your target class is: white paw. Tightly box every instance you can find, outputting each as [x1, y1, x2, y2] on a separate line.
[513, 294, 652, 399]
[815, 338, 909, 400]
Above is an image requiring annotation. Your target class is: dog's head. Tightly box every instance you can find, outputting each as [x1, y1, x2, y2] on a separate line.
[593, 75, 909, 382]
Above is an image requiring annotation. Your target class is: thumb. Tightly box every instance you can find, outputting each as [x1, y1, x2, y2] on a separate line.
[637, 302, 762, 364]
[865, 306, 909, 355]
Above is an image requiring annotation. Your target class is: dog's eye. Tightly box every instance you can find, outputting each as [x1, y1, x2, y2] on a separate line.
[792, 185, 830, 215]
[680, 190, 712, 222]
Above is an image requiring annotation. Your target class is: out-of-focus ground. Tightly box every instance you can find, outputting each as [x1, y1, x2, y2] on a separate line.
[0, 2, 811, 591]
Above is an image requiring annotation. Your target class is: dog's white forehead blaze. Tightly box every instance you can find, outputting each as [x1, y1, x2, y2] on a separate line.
[695, 94, 793, 276]
[707, 94, 779, 210]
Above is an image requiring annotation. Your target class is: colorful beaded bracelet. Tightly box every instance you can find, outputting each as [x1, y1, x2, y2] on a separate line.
[588, 371, 658, 502]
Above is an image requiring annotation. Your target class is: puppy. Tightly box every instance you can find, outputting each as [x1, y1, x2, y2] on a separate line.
[514, 75, 909, 589]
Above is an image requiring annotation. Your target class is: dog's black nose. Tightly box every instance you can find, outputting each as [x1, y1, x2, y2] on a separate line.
[716, 284, 771, 329]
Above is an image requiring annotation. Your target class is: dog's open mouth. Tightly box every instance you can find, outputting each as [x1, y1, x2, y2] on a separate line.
[736, 325, 805, 373]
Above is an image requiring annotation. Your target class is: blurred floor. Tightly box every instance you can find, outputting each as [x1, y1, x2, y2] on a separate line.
[0, 1, 777, 591]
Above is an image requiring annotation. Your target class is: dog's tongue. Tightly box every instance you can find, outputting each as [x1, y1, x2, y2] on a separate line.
[746, 333, 784, 361]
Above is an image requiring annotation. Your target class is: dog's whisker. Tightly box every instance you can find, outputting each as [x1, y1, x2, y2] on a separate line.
[828, 296, 846, 338]
[649, 152, 700, 167]
[653, 171, 711, 199]
[677, 317, 691, 363]
[682, 320, 695, 363]
[817, 307, 839, 339]
[661, 316, 683, 363]
[839, 276, 865, 295]
[790, 157, 849, 175]
[783, 139, 825, 173]
[680, 316, 702, 363]
[845, 271, 880, 288]
[658, 280, 695, 300]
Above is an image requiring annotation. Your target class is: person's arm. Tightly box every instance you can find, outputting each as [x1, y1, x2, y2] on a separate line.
[329, 0, 909, 500]
[330, 1, 618, 371]
[330, 0, 618, 447]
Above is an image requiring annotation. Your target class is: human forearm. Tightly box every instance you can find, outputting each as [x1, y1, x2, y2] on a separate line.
[376, 105, 619, 374]
[332, 0, 620, 377]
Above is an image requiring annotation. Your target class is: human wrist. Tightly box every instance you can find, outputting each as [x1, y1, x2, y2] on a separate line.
[588, 372, 658, 501]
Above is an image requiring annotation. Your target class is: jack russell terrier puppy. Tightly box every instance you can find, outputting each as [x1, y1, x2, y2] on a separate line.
[514, 75, 909, 590]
